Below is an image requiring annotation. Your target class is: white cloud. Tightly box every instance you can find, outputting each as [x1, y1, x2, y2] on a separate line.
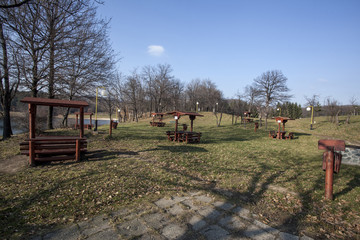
[317, 78, 328, 83]
[147, 45, 165, 56]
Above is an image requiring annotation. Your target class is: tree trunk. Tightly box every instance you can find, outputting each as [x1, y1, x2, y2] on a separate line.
[0, 22, 12, 139]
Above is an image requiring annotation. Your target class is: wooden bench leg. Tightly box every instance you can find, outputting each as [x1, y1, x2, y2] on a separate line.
[76, 139, 80, 161]
[29, 140, 35, 166]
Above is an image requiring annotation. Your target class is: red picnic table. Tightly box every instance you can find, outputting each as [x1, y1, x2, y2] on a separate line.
[269, 117, 294, 140]
[166, 111, 204, 143]
[150, 112, 166, 127]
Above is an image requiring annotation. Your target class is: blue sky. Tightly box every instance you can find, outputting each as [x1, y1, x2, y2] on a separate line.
[97, 0, 360, 106]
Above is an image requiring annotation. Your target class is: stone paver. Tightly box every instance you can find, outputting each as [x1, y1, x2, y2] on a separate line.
[32, 191, 312, 240]
[161, 224, 187, 239]
[200, 225, 230, 240]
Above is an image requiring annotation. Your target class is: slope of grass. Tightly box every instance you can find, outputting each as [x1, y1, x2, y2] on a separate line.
[0, 113, 359, 239]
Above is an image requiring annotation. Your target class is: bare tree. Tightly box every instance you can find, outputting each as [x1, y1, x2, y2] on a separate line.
[142, 63, 174, 113]
[243, 84, 259, 113]
[253, 70, 291, 129]
[0, 20, 20, 139]
[324, 97, 341, 125]
[57, 2, 115, 126]
[346, 96, 358, 124]
[5, 2, 49, 97]
[122, 70, 144, 122]
[0, 0, 31, 9]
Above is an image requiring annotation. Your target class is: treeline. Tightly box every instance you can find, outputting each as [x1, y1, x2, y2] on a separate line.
[0, 0, 115, 139]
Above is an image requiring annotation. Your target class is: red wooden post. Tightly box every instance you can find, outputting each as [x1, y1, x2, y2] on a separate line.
[189, 115, 196, 132]
[76, 139, 80, 161]
[325, 150, 334, 200]
[29, 104, 36, 139]
[174, 117, 178, 141]
[318, 139, 345, 200]
[277, 122, 281, 139]
[29, 140, 35, 166]
[79, 107, 84, 138]
[75, 113, 79, 129]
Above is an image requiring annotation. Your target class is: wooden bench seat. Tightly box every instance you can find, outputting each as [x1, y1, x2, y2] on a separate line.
[166, 131, 175, 141]
[150, 122, 166, 127]
[183, 132, 201, 143]
[285, 132, 294, 140]
[269, 130, 276, 138]
[20, 136, 87, 164]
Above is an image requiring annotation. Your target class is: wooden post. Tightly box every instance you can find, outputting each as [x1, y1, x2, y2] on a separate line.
[318, 139, 345, 201]
[29, 140, 35, 166]
[277, 122, 281, 139]
[75, 113, 78, 129]
[174, 118, 178, 141]
[325, 149, 334, 200]
[29, 104, 36, 139]
[76, 139, 80, 161]
[80, 107, 84, 138]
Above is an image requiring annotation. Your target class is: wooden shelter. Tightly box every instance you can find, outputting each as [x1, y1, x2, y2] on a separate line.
[166, 111, 204, 143]
[150, 112, 166, 127]
[20, 97, 89, 166]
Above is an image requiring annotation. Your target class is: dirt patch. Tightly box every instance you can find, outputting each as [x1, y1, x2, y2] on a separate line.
[0, 154, 28, 174]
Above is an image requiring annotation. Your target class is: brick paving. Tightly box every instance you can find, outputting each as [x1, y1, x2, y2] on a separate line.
[31, 191, 313, 240]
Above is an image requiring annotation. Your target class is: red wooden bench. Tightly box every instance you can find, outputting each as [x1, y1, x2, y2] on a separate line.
[20, 136, 87, 162]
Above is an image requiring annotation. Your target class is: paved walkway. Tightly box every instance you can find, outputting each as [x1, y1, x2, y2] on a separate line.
[31, 191, 313, 240]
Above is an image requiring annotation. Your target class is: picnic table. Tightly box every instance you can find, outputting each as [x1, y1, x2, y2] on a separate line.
[166, 111, 203, 143]
[270, 117, 294, 140]
[242, 117, 254, 123]
[150, 112, 166, 127]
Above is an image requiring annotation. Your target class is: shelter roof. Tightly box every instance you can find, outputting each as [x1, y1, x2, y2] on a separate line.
[166, 111, 204, 117]
[21, 97, 89, 108]
[274, 116, 293, 122]
[151, 112, 165, 116]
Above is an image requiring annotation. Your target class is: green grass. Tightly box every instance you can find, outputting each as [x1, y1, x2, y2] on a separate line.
[1, 113, 360, 239]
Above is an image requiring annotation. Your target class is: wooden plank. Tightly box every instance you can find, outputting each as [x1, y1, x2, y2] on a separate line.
[21, 97, 88, 108]
[34, 155, 78, 162]
[318, 139, 345, 151]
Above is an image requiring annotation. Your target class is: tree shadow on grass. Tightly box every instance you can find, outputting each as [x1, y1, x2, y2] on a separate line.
[86, 149, 139, 162]
[155, 154, 328, 238]
[334, 173, 360, 200]
[142, 145, 208, 153]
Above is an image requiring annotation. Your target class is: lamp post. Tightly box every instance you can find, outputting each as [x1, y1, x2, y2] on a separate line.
[277, 107, 281, 116]
[196, 102, 199, 112]
[306, 106, 314, 130]
[117, 108, 121, 122]
[94, 86, 107, 131]
[216, 102, 218, 112]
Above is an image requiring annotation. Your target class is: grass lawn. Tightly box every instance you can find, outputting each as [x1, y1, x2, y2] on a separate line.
[0, 113, 359, 239]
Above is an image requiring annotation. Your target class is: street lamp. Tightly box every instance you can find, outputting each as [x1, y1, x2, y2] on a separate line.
[94, 86, 107, 131]
[216, 102, 218, 112]
[117, 108, 121, 122]
[196, 102, 199, 112]
[306, 106, 314, 130]
[277, 107, 281, 116]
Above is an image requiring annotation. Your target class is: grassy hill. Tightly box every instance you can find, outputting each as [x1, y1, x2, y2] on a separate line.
[1, 113, 359, 239]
